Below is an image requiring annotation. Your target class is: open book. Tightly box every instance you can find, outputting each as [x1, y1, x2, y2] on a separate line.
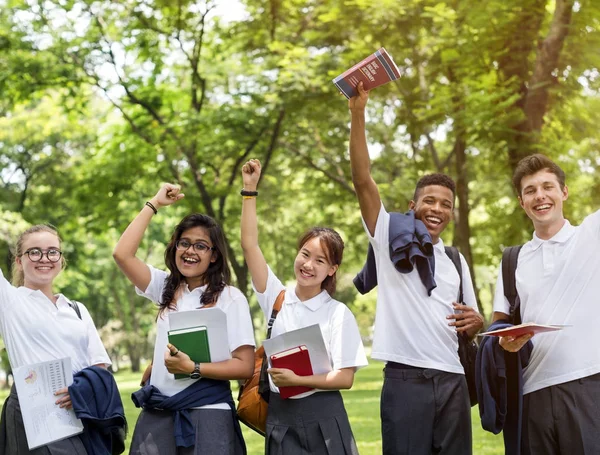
[13, 357, 84, 450]
[479, 323, 569, 338]
[333, 48, 401, 99]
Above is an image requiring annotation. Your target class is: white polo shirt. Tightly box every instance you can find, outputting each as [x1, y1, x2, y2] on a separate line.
[492, 210, 600, 394]
[136, 264, 255, 403]
[365, 204, 479, 373]
[254, 266, 368, 397]
[0, 269, 111, 373]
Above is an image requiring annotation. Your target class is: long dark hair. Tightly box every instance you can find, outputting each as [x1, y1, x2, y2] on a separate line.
[297, 227, 344, 295]
[159, 214, 231, 316]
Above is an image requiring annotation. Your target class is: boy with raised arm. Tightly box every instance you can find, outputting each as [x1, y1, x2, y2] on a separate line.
[348, 82, 483, 454]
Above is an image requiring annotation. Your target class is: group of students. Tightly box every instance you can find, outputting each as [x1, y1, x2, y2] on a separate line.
[0, 82, 598, 455]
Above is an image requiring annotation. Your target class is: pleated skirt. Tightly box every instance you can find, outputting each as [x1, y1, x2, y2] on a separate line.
[129, 407, 245, 455]
[265, 391, 359, 455]
[0, 386, 87, 455]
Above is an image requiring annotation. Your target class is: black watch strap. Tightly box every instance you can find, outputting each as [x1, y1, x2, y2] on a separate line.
[190, 362, 201, 379]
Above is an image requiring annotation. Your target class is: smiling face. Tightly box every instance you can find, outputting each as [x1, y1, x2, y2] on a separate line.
[518, 169, 568, 235]
[174, 226, 216, 286]
[293, 237, 338, 291]
[409, 185, 454, 243]
[16, 231, 63, 290]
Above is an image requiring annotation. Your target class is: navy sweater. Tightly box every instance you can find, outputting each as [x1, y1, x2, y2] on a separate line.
[69, 366, 127, 455]
[132, 378, 246, 453]
[354, 210, 436, 295]
[476, 321, 533, 455]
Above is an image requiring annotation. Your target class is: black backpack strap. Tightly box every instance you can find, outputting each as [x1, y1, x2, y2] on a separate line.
[445, 246, 478, 406]
[502, 245, 523, 325]
[69, 300, 83, 320]
[444, 246, 463, 303]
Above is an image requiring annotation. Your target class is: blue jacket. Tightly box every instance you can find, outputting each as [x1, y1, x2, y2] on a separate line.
[476, 321, 533, 455]
[132, 378, 245, 453]
[69, 366, 127, 455]
[354, 210, 436, 295]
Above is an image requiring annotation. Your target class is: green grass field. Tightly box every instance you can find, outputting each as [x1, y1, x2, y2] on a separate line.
[0, 361, 504, 454]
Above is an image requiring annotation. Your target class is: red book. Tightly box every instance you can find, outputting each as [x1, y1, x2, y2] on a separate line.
[270, 345, 314, 399]
[479, 323, 568, 338]
[333, 48, 401, 99]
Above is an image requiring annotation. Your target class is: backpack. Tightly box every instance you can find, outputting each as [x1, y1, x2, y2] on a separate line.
[236, 290, 286, 436]
[444, 246, 478, 407]
[501, 245, 523, 325]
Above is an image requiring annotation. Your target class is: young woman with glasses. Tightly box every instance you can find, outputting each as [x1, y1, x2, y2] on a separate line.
[0, 224, 113, 453]
[113, 183, 255, 455]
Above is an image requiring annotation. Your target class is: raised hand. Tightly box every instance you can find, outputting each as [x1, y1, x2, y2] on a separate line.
[150, 183, 185, 209]
[348, 81, 370, 112]
[242, 159, 262, 191]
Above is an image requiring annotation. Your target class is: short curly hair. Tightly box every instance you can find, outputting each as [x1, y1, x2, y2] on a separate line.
[413, 173, 456, 202]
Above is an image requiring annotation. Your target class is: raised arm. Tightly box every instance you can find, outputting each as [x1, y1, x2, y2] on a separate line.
[240, 159, 269, 293]
[349, 82, 382, 236]
[112, 184, 184, 291]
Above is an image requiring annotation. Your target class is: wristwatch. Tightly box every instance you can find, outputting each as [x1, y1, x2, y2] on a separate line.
[190, 362, 201, 380]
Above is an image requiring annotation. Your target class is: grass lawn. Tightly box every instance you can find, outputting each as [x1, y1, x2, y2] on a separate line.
[0, 361, 504, 454]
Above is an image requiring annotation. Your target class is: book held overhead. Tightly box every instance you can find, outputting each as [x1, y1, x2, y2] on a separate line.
[333, 47, 401, 99]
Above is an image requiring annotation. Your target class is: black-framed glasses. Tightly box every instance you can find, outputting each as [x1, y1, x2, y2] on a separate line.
[175, 240, 215, 254]
[22, 248, 63, 263]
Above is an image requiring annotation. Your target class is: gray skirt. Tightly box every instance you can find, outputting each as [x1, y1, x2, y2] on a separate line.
[0, 386, 87, 455]
[129, 407, 245, 455]
[265, 391, 359, 455]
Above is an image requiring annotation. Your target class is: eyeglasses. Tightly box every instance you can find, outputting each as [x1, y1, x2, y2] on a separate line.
[22, 248, 63, 263]
[175, 240, 215, 254]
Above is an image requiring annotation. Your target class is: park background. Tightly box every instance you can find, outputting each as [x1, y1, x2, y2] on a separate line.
[0, 0, 598, 453]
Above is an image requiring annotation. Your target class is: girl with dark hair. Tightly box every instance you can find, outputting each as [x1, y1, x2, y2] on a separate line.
[240, 160, 368, 454]
[113, 183, 254, 455]
[0, 224, 117, 454]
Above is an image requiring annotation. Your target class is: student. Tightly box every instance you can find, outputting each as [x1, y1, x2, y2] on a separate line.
[113, 184, 255, 455]
[348, 82, 483, 454]
[0, 224, 116, 454]
[240, 159, 368, 454]
[491, 154, 600, 454]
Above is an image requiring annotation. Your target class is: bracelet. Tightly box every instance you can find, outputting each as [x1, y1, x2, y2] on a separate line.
[145, 201, 158, 215]
[242, 195, 256, 200]
[240, 189, 258, 197]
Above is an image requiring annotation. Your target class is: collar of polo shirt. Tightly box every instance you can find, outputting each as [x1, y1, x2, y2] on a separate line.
[530, 220, 575, 250]
[285, 287, 331, 312]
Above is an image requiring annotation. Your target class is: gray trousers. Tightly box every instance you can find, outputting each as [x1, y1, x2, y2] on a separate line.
[381, 365, 472, 455]
[522, 372, 600, 455]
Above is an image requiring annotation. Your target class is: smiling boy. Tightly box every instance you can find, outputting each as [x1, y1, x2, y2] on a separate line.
[348, 82, 483, 454]
[492, 154, 600, 454]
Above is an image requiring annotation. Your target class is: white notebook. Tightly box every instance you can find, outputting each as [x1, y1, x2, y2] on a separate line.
[13, 357, 83, 449]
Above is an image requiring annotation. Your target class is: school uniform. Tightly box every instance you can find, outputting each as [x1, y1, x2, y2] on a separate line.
[365, 203, 478, 455]
[0, 268, 112, 454]
[130, 264, 255, 455]
[254, 266, 368, 455]
[492, 210, 600, 454]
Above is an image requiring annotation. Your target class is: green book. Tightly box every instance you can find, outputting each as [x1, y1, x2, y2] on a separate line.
[168, 325, 211, 380]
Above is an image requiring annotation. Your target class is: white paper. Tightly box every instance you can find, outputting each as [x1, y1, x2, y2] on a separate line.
[169, 308, 232, 362]
[262, 324, 332, 375]
[13, 357, 84, 450]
